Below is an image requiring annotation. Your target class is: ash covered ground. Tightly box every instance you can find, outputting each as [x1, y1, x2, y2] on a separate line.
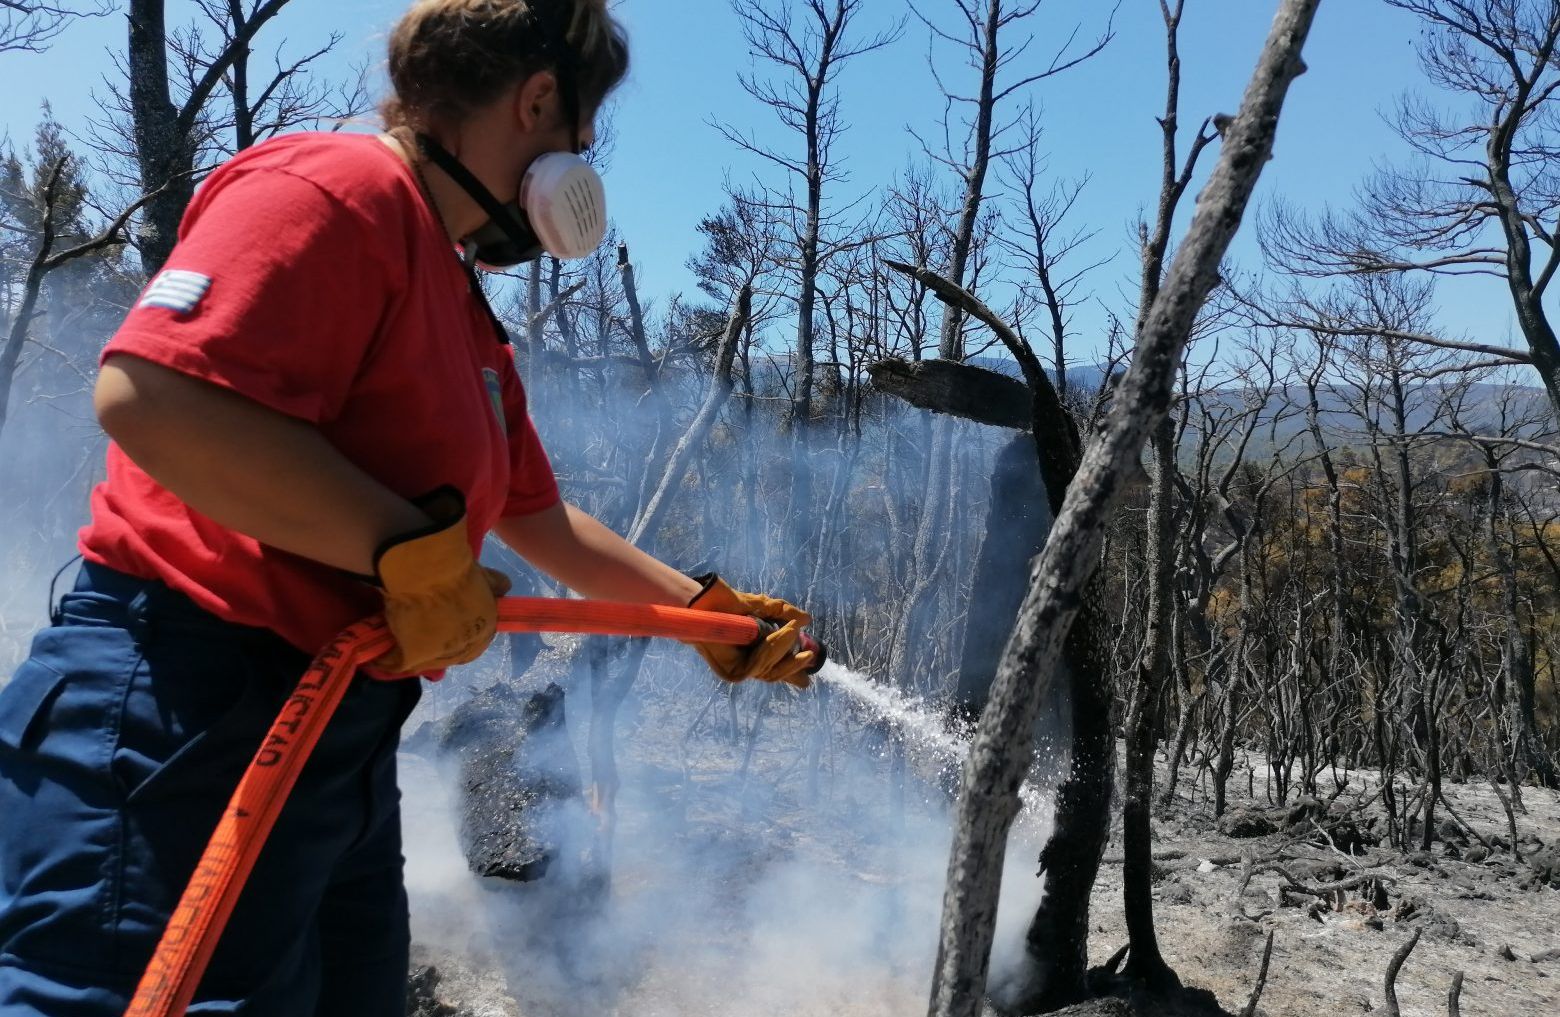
[400, 638, 1560, 1017]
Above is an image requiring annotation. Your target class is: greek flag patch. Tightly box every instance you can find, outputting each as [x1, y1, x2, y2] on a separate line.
[138, 270, 211, 314]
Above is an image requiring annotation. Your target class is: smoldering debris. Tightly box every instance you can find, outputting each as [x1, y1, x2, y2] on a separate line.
[407, 946, 522, 1017]
[408, 679, 590, 884]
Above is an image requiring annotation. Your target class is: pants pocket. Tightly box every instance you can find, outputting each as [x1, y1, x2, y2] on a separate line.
[112, 657, 284, 806]
[0, 659, 67, 753]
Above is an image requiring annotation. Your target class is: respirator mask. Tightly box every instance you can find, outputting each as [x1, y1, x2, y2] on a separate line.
[416, 42, 605, 269]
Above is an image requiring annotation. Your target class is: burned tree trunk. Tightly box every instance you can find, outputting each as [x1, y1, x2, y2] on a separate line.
[872, 336, 1115, 1011]
[127, 0, 190, 274]
[1120, 415, 1179, 989]
[127, 0, 293, 273]
[926, 5, 1318, 1014]
[870, 359, 1033, 431]
[577, 283, 752, 887]
[1116, 0, 1218, 987]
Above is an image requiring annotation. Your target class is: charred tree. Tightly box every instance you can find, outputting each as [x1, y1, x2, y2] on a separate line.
[876, 267, 1114, 1013]
[886, 0, 1114, 739]
[127, 0, 280, 272]
[123, 0, 362, 274]
[1120, 414, 1179, 989]
[719, 0, 897, 597]
[925, 4, 1317, 1015]
[1264, 0, 1560, 425]
[1119, 0, 1218, 988]
[0, 150, 157, 441]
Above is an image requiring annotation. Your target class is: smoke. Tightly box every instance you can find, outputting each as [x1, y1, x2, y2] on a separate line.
[0, 223, 1056, 1015]
[401, 643, 1058, 1017]
[391, 316, 1060, 1014]
[0, 351, 104, 675]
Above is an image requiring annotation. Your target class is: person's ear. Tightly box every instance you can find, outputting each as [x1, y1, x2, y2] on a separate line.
[515, 70, 559, 133]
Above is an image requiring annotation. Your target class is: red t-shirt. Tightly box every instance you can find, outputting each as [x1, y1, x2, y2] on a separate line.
[79, 132, 561, 655]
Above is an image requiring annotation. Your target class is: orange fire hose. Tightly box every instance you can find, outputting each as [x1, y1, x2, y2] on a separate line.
[123, 597, 821, 1017]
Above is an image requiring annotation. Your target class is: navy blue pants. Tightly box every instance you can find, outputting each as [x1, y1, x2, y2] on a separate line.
[0, 563, 420, 1015]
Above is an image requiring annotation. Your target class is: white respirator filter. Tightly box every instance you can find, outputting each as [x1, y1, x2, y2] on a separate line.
[519, 152, 608, 260]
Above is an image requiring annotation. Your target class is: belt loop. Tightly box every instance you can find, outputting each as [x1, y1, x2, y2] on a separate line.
[126, 589, 155, 644]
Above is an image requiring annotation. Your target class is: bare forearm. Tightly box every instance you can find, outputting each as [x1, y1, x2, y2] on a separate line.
[494, 502, 701, 605]
[95, 354, 426, 574]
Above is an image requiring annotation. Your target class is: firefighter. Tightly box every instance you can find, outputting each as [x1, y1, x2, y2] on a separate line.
[0, 2, 813, 1013]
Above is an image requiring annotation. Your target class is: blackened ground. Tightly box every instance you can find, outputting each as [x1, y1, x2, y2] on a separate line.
[398, 639, 1560, 1017]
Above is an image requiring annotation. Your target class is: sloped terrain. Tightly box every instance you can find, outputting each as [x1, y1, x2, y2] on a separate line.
[400, 645, 1559, 1017]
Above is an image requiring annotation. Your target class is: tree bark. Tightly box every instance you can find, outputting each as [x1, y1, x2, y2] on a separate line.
[127, 0, 188, 274]
[1117, 0, 1216, 979]
[879, 259, 1113, 1012]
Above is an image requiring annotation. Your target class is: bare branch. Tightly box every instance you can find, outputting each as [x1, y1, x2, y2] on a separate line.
[0, 1, 107, 54]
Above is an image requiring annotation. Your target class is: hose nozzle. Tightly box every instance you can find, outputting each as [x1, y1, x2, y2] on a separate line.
[796, 630, 828, 673]
[753, 620, 829, 677]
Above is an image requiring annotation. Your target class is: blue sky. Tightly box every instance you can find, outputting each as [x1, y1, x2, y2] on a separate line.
[0, 1, 1521, 365]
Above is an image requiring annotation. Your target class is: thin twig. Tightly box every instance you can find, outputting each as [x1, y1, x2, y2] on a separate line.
[1383, 928, 1422, 1017]
[1240, 930, 1276, 1017]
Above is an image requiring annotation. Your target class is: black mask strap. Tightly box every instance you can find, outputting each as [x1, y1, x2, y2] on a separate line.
[411, 136, 514, 345]
[415, 135, 526, 233]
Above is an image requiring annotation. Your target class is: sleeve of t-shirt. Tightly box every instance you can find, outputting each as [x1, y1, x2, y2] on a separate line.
[498, 361, 561, 517]
[104, 167, 391, 424]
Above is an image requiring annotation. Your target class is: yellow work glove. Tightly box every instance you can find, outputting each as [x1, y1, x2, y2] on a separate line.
[372, 488, 511, 676]
[687, 574, 816, 689]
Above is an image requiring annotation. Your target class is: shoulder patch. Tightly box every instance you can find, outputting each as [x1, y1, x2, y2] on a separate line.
[139, 270, 212, 315]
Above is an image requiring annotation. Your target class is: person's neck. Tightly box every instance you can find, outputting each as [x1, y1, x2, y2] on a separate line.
[380, 131, 490, 244]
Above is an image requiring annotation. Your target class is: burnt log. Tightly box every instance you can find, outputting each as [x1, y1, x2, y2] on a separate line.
[869, 358, 1031, 430]
[432, 681, 586, 882]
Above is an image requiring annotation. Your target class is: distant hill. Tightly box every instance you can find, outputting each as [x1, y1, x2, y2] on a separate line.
[964, 355, 1108, 393]
[962, 355, 1553, 442]
[1189, 381, 1555, 449]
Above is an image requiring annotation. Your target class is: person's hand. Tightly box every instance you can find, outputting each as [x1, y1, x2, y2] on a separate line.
[687, 574, 815, 689]
[372, 488, 510, 676]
